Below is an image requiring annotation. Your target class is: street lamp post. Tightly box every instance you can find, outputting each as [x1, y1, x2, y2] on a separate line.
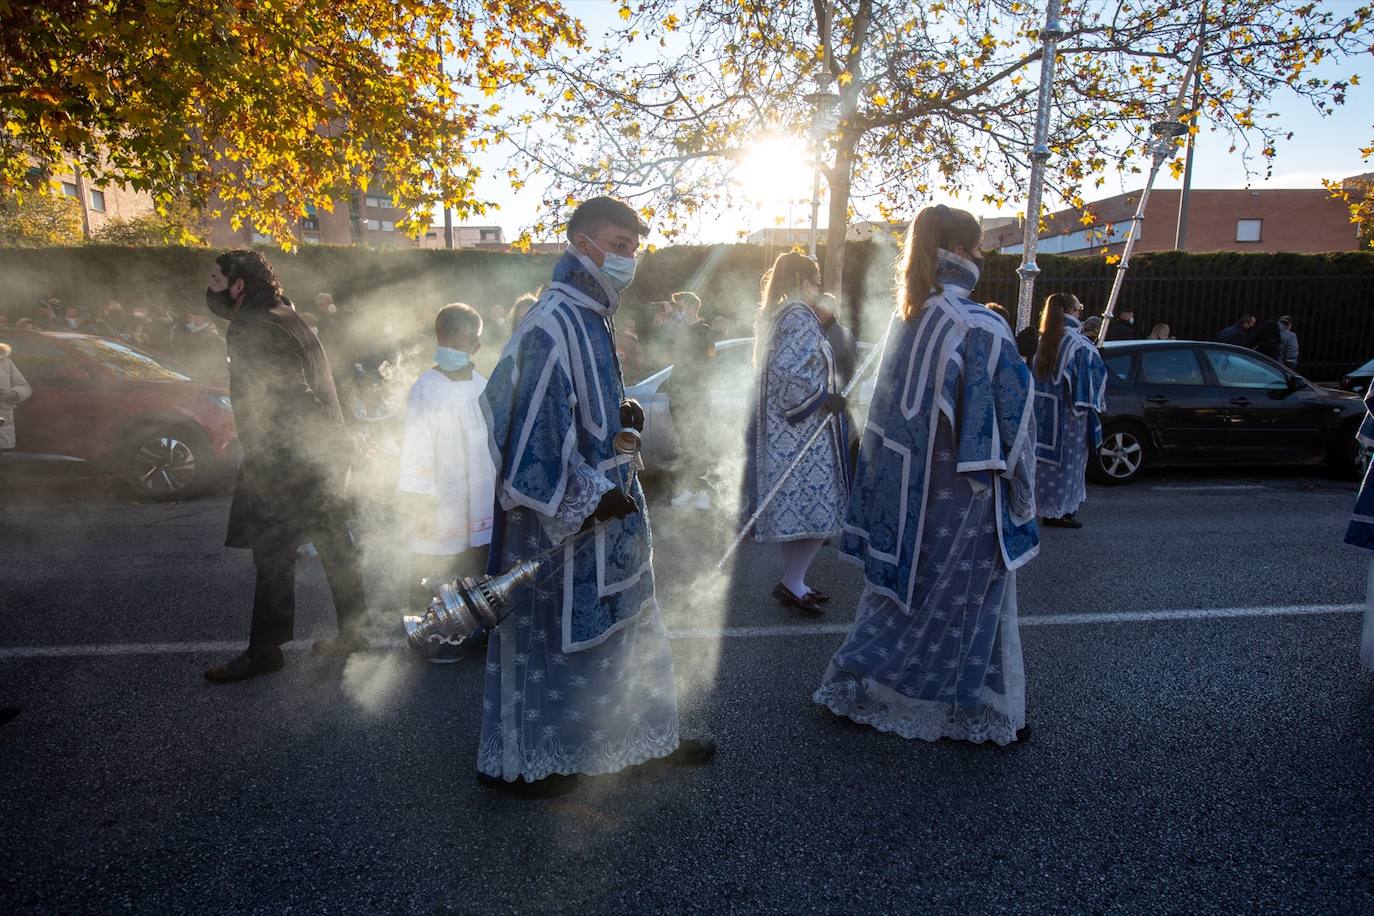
[1014, 0, 1066, 334]
[805, 85, 841, 260]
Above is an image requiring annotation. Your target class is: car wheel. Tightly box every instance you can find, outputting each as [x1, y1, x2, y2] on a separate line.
[1332, 424, 1372, 482]
[1090, 424, 1149, 485]
[122, 427, 210, 500]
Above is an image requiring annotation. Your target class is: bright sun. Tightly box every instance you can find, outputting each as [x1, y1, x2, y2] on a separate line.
[735, 136, 813, 205]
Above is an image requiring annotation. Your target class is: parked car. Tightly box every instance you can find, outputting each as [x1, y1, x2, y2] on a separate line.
[1089, 340, 1368, 484]
[0, 330, 239, 498]
[625, 337, 876, 474]
[1340, 356, 1374, 393]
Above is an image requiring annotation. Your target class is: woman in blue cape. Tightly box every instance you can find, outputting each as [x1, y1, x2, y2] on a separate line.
[815, 205, 1039, 746]
[1032, 293, 1108, 529]
[739, 252, 849, 615]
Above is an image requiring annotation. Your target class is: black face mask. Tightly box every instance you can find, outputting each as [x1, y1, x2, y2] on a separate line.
[205, 287, 237, 320]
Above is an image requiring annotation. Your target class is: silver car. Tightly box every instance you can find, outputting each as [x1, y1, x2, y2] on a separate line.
[624, 337, 877, 474]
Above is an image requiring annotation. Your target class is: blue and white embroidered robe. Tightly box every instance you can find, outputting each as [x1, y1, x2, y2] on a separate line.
[1033, 315, 1108, 518]
[815, 250, 1038, 746]
[1345, 383, 1374, 553]
[477, 250, 679, 781]
[740, 300, 849, 542]
[1343, 383, 1374, 669]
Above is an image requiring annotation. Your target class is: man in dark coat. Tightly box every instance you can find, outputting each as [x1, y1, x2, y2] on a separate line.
[203, 250, 370, 683]
[1104, 304, 1138, 341]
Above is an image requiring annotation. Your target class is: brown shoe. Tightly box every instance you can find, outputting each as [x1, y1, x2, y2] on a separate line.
[311, 634, 370, 657]
[204, 647, 284, 683]
[773, 583, 824, 615]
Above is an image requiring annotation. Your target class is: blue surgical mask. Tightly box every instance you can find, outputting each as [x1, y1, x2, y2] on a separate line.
[434, 347, 471, 372]
[587, 239, 638, 291]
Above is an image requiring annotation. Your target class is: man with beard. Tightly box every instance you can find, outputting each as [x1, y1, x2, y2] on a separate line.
[203, 250, 370, 683]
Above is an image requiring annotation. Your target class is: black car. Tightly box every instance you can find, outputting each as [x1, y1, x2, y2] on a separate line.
[1340, 356, 1374, 393]
[1090, 340, 1368, 484]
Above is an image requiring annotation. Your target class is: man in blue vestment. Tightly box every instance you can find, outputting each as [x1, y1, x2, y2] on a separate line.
[478, 197, 716, 796]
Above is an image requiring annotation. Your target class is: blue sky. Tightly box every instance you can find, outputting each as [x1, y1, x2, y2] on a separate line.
[457, 3, 1374, 243]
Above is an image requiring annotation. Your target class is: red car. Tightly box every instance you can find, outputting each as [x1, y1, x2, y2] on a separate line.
[0, 330, 238, 498]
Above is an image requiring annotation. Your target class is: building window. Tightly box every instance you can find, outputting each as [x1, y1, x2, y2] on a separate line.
[89, 189, 105, 212]
[302, 203, 319, 231]
[1236, 219, 1262, 243]
[365, 219, 396, 232]
[61, 181, 79, 198]
[479, 228, 501, 241]
[365, 195, 395, 209]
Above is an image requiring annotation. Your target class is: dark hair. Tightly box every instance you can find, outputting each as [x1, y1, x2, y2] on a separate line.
[566, 196, 650, 242]
[900, 205, 983, 320]
[435, 302, 482, 341]
[985, 301, 1012, 329]
[1238, 313, 1256, 325]
[1034, 293, 1080, 382]
[755, 251, 821, 364]
[1278, 315, 1294, 328]
[671, 291, 701, 311]
[215, 249, 282, 304]
[510, 291, 540, 331]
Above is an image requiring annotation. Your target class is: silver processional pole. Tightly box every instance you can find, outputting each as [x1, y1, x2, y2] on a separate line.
[1095, 5, 1208, 346]
[1014, 0, 1066, 334]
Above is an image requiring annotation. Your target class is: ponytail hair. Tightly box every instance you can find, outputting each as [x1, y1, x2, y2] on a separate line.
[754, 251, 821, 365]
[1034, 292, 1079, 382]
[900, 204, 983, 321]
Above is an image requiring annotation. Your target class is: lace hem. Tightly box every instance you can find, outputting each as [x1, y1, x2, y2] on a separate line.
[476, 717, 681, 782]
[813, 677, 1023, 747]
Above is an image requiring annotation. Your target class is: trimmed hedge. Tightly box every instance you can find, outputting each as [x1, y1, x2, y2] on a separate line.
[1, 242, 1371, 377]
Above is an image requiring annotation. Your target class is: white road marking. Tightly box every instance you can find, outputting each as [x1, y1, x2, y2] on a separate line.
[0, 602, 1362, 659]
[1146, 484, 1269, 492]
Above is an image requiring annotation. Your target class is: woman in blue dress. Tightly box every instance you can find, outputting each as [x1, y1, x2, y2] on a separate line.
[740, 252, 849, 615]
[815, 205, 1038, 745]
[1032, 293, 1108, 529]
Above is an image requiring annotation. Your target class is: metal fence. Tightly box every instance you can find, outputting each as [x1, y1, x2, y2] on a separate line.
[975, 269, 1374, 382]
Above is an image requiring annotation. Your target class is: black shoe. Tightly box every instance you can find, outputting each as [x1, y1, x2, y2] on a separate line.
[663, 737, 717, 766]
[476, 771, 581, 798]
[773, 583, 824, 615]
[204, 647, 285, 683]
[311, 633, 370, 657]
[806, 588, 832, 603]
[1041, 514, 1083, 529]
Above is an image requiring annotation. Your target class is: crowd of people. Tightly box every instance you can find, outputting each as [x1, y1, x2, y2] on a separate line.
[1216, 312, 1301, 367]
[20, 189, 1364, 804]
[189, 197, 1133, 802]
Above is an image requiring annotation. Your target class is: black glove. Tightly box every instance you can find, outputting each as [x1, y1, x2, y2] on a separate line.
[620, 398, 645, 432]
[581, 489, 639, 531]
[822, 392, 847, 413]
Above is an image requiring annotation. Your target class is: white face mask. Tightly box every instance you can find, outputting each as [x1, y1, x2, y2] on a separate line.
[66, 318, 79, 328]
[585, 238, 637, 291]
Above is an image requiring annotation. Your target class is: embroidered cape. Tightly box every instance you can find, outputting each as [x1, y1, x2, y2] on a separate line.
[1344, 383, 1374, 553]
[841, 250, 1039, 612]
[1033, 314, 1108, 467]
[481, 249, 654, 652]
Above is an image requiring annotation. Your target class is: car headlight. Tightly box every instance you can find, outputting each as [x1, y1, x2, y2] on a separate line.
[205, 394, 232, 411]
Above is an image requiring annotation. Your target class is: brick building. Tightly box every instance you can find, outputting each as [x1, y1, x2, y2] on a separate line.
[206, 186, 512, 251]
[983, 186, 1362, 256]
[48, 165, 156, 238]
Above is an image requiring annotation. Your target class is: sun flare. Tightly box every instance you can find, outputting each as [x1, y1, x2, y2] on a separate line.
[735, 136, 814, 205]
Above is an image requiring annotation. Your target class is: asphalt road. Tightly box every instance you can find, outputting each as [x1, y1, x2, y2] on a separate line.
[1, 467, 1371, 913]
